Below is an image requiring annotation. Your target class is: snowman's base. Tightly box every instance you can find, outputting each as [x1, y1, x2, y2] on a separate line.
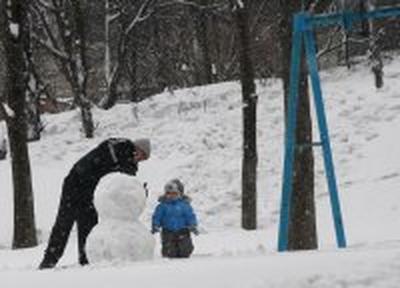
[87, 220, 155, 264]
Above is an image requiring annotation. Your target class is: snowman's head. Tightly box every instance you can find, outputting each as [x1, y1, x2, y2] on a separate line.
[94, 173, 146, 221]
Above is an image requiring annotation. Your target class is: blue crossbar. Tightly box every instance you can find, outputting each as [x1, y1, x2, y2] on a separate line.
[294, 6, 400, 32]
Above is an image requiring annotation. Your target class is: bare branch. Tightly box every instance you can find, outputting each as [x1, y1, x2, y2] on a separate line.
[249, 1, 269, 34]
[31, 34, 69, 60]
[157, 0, 227, 12]
[317, 26, 342, 59]
[30, 0, 63, 54]
[157, 0, 201, 9]
[32, 0, 59, 13]
[107, 11, 121, 23]
[125, 0, 155, 35]
[317, 42, 342, 59]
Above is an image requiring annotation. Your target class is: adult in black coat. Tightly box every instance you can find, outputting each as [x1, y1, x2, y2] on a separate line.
[38, 138, 151, 269]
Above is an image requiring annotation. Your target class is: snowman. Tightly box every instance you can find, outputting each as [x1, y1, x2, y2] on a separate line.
[86, 173, 155, 264]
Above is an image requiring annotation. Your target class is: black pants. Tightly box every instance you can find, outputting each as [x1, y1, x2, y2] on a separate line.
[161, 229, 194, 258]
[39, 176, 98, 268]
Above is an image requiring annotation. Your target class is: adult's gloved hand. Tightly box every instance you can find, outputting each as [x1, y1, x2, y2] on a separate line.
[189, 226, 199, 236]
[151, 226, 160, 234]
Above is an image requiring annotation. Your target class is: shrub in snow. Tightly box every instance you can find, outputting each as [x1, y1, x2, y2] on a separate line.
[86, 173, 155, 264]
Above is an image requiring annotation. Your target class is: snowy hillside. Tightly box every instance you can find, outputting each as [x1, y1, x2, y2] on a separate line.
[2, 55, 400, 287]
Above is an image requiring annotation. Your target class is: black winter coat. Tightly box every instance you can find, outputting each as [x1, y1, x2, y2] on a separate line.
[63, 138, 138, 205]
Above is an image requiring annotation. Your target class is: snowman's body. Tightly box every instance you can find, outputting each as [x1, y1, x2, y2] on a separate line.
[86, 173, 155, 264]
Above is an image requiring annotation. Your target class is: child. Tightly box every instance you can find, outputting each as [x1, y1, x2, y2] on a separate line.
[151, 179, 198, 258]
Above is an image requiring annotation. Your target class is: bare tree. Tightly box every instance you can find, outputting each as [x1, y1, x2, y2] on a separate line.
[101, 0, 228, 107]
[0, 0, 38, 248]
[100, 0, 158, 109]
[30, 0, 94, 138]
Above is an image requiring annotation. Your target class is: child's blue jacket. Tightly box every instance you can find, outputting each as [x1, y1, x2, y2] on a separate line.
[152, 197, 197, 232]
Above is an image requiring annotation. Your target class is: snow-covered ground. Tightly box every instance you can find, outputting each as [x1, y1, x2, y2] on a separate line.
[2, 55, 400, 287]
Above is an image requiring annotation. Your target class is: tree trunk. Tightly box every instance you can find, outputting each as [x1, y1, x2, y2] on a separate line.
[154, 16, 169, 92]
[25, 28, 43, 142]
[25, 86, 42, 142]
[127, 30, 139, 102]
[71, 0, 94, 138]
[0, 125, 7, 160]
[278, 0, 317, 250]
[102, 0, 123, 109]
[1, 0, 38, 248]
[79, 100, 94, 138]
[104, 0, 112, 102]
[102, 22, 130, 109]
[193, 0, 213, 85]
[364, 0, 383, 89]
[233, 0, 258, 230]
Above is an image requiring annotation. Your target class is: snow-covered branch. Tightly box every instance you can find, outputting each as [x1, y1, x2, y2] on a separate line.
[107, 12, 121, 23]
[228, 0, 244, 11]
[1, 103, 16, 118]
[235, 0, 244, 9]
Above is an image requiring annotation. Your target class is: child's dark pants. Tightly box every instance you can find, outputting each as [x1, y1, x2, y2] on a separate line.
[161, 228, 194, 258]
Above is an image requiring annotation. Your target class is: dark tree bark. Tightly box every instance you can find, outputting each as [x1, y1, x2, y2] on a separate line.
[153, 15, 170, 92]
[25, 67, 44, 142]
[70, 0, 94, 138]
[127, 29, 139, 102]
[1, 0, 38, 248]
[0, 125, 7, 160]
[192, 0, 213, 85]
[364, 0, 384, 89]
[278, 0, 317, 250]
[231, 0, 258, 230]
[25, 22, 44, 142]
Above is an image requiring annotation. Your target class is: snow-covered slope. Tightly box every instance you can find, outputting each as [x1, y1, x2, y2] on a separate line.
[1, 55, 400, 287]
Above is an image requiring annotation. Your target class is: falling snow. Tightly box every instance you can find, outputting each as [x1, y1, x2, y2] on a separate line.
[1, 55, 400, 287]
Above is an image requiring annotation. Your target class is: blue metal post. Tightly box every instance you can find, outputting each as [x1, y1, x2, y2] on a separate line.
[303, 30, 347, 248]
[278, 5, 400, 252]
[278, 14, 305, 252]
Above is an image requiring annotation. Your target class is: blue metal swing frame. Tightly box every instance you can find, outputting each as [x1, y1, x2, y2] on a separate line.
[278, 6, 400, 252]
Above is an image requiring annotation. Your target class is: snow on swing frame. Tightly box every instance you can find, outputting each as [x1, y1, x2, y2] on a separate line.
[278, 4, 400, 252]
